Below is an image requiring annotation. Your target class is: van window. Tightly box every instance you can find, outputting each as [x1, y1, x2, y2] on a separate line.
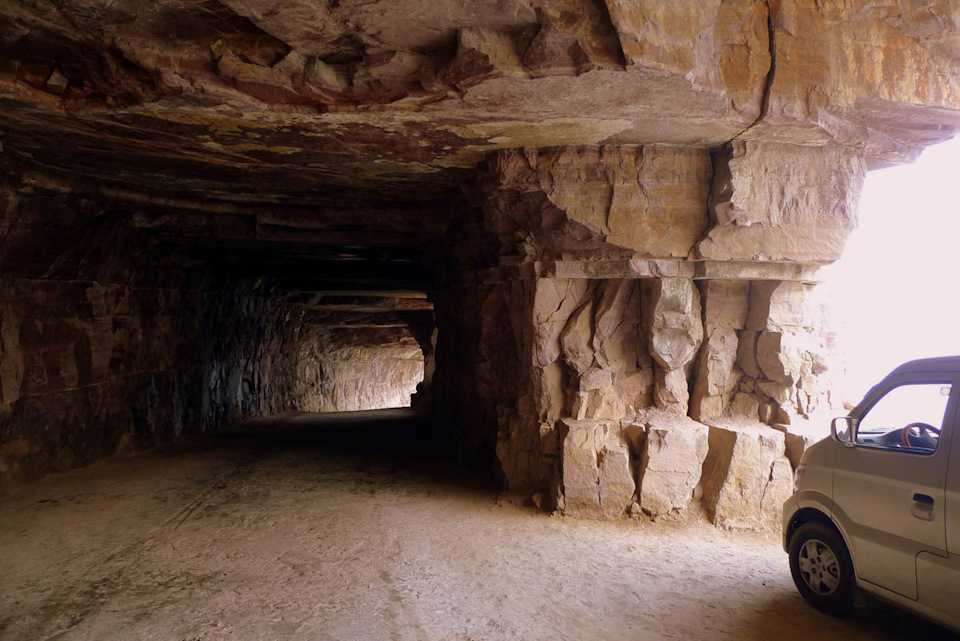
[856, 383, 951, 453]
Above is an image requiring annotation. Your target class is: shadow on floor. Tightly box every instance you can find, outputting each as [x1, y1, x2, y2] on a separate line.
[742, 592, 959, 639]
[210, 408, 499, 493]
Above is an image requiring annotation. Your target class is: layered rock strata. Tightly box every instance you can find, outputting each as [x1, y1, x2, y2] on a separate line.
[433, 142, 855, 528]
[0, 172, 431, 486]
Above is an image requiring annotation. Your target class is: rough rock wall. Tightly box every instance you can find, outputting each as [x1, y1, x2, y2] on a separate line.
[432, 142, 858, 528]
[4, 0, 957, 195]
[0, 174, 209, 484]
[199, 279, 309, 430]
[0, 173, 337, 486]
[432, 280, 527, 470]
[293, 326, 424, 413]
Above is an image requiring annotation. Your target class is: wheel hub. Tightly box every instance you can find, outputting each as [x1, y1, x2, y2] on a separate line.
[797, 538, 840, 595]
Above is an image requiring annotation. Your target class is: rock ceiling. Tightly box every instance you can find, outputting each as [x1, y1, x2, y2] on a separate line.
[2, 0, 960, 288]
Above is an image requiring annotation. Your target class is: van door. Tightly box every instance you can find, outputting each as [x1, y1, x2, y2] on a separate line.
[833, 375, 955, 600]
[916, 384, 960, 627]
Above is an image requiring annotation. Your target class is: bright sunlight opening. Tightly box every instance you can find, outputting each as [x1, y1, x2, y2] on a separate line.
[819, 135, 960, 403]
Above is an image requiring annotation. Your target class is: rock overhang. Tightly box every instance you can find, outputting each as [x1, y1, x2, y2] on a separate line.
[2, 0, 959, 212]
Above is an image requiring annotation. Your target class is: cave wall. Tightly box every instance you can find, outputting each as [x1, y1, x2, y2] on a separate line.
[432, 141, 857, 528]
[0, 174, 206, 482]
[0, 173, 328, 486]
[293, 325, 425, 413]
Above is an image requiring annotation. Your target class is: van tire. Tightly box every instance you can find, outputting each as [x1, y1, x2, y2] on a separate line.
[788, 521, 857, 614]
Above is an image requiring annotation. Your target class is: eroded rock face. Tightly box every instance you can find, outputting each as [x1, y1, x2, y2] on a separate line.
[635, 411, 710, 519]
[558, 417, 635, 520]
[295, 327, 424, 413]
[700, 419, 793, 531]
[3, 0, 960, 532]
[4, 0, 956, 208]
[698, 141, 866, 263]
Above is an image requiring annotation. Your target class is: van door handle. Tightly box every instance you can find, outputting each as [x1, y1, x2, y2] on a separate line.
[912, 493, 935, 521]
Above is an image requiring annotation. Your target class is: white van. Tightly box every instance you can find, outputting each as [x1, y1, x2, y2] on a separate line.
[783, 356, 960, 632]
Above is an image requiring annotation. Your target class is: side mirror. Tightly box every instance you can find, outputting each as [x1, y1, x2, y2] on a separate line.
[832, 416, 857, 446]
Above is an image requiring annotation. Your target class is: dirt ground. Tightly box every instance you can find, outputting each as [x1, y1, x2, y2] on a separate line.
[0, 410, 956, 641]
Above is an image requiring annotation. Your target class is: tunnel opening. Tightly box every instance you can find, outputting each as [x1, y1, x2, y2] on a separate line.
[1, 0, 959, 537]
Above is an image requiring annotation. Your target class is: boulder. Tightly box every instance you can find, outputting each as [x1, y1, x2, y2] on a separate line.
[700, 420, 792, 531]
[757, 331, 801, 386]
[635, 411, 710, 518]
[558, 418, 635, 520]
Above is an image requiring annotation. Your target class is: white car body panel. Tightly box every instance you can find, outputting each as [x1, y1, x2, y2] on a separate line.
[783, 357, 960, 633]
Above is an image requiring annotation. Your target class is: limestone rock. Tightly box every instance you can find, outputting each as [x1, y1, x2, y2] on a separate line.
[558, 418, 635, 520]
[635, 411, 710, 518]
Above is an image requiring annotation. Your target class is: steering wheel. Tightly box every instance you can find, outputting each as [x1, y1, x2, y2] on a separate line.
[900, 422, 941, 448]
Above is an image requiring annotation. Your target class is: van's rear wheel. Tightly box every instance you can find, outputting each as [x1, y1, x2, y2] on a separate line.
[788, 521, 856, 614]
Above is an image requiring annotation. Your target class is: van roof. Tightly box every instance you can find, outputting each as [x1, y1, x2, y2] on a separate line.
[889, 356, 960, 376]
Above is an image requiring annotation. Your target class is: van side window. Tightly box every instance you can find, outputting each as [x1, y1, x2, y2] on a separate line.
[856, 383, 951, 453]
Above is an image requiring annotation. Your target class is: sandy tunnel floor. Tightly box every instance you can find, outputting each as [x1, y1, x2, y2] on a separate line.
[0, 410, 956, 641]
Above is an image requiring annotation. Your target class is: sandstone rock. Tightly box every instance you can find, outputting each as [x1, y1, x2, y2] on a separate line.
[754, 0, 960, 164]
[644, 278, 704, 371]
[746, 281, 809, 332]
[655, 368, 690, 415]
[635, 411, 709, 518]
[641, 278, 703, 414]
[580, 368, 612, 392]
[755, 380, 792, 405]
[760, 457, 795, 529]
[691, 325, 741, 421]
[592, 280, 642, 373]
[558, 418, 635, 520]
[758, 398, 779, 425]
[482, 147, 712, 260]
[605, 0, 770, 120]
[700, 420, 791, 531]
[757, 332, 801, 386]
[560, 299, 595, 374]
[697, 142, 865, 263]
[533, 279, 590, 368]
[730, 392, 761, 420]
[736, 331, 761, 379]
[700, 280, 750, 330]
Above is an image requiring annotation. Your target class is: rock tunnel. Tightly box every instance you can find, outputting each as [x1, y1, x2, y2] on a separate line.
[2, 0, 960, 534]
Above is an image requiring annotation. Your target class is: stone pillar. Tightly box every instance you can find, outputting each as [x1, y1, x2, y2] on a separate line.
[443, 142, 865, 524]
